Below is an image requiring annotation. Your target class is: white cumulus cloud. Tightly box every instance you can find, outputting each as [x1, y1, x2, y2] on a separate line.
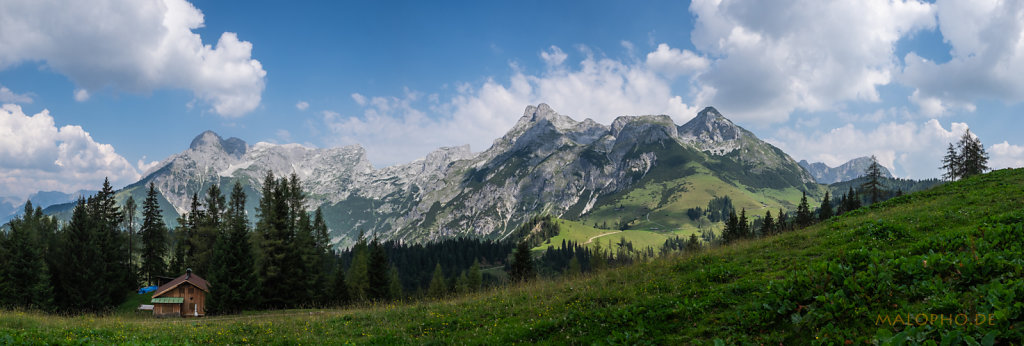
[901, 0, 1024, 115]
[645, 43, 710, 77]
[688, 0, 936, 123]
[296, 101, 310, 111]
[990, 141, 1024, 171]
[0, 104, 140, 200]
[0, 85, 32, 104]
[0, 0, 266, 117]
[768, 119, 969, 179]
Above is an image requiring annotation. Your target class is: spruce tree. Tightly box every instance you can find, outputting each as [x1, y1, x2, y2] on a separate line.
[311, 208, 331, 304]
[427, 262, 447, 298]
[862, 156, 885, 204]
[776, 208, 788, 232]
[255, 172, 296, 308]
[139, 183, 168, 286]
[819, 191, 833, 221]
[762, 210, 775, 236]
[346, 232, 370, 301]
[388, 266, 403, 299]
[366, 239, 392, 301]
[509, 241, 535, 282]
[737, 209, 749, 238]
[5, 202, 55, 310]
[723, 209, 740, 243]
[56, 198, 104, 311]
[941, 142, 962, 181]
[566, 255, 581, 276]
[207, 182, 258, 314]
[795, 191, 813, 228]
[331, 262, 350, 306]
[94, 178, 131, 306]
[123, 196, 137, 282]
[959, 129, 989, 178]
[467, 260, 483, 291]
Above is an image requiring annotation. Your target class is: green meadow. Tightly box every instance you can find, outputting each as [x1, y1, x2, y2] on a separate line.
[2, 168, 1022, 344]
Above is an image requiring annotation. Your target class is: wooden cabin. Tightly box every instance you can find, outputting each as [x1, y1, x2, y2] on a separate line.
[151, 269, 209, 318]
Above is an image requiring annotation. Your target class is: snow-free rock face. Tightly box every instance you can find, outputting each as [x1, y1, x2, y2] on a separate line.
[799, 157, 893, 184]
[121, 104, 817, 248]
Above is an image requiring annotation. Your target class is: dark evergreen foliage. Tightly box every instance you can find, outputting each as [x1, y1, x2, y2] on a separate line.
[862, 155, 885, 204]
[942, 129, 989, 180]
[207, 182, 258, 314]
[819, 191, 833, 221]
[509, 241, 535, 282]
[139, 183, 168, 285]
[795, 191, 813, 228]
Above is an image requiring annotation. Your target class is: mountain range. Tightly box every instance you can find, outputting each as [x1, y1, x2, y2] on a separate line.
[35, 104, 823, 248]
[799, 157, 893, 184]
[1, 190, 93, 224]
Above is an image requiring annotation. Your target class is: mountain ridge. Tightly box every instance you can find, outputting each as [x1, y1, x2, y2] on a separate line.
[34, 104, 821, 248]
[799, 156, 893, 184]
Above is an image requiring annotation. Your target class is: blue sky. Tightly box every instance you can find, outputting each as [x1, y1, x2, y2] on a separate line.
[1, 0, 1023, 201]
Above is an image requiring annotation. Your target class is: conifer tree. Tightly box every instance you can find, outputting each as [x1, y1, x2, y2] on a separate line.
[428, 262, 447, 298]
[723, 209, 740, 243]
[819, 191, 833, 221]
[941, 142, 962, 181]
[796, 191, 813, 228]
[776, 208, 788, 232]
[762, 210, 775, 236]
[5, 202, 55, 310]
[207, 182, 258, 314]
[140, 183, 168, 285]
[346, 232, 370, 301]
[686, 233, 702, 252]
[94, 178, 131, 305]
[958, 129, 989, 178]
[861, 155, 885, 204]
[122, 196, 137, 281]
[311, 208, 332, 304]
[55, 198, 105, 311]
[509, 241, 535, 282]
[467, 260, 483, 291]
[566, 255, 582, 276]
[367, 238, 392, 301]
[455, 271, 470, 294]
[388, 266, 403, 299]
[331, 262, 351, 306]
[189, 185, 224, 278]
[255, 172, 299, 308]
[737, 208, 749, 238]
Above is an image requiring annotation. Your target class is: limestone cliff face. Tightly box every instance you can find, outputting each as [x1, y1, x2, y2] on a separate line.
[115, 104, 816, 248]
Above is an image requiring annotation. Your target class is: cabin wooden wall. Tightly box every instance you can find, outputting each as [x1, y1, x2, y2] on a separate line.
[152, 282, 207, 317]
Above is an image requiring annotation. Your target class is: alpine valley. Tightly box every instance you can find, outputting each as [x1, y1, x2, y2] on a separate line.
[41, 104, 825, 248]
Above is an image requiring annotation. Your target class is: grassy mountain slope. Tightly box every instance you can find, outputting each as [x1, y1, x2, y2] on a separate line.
[4, 169, 1020, 344]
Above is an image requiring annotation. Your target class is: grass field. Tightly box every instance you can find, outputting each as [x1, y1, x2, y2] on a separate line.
[581, 169, 824, 234]
[2, 168, 1022, 344]
[532, 218, 705, 253]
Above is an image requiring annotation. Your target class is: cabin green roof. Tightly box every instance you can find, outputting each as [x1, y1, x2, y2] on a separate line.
[151, 297, 184, 304]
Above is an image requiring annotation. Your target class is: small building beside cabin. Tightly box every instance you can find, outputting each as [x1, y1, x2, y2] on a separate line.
[151, 269, 209, 318]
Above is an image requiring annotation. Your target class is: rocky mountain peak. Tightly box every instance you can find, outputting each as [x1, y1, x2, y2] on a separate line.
[188, 130, 247, 158]
[678, 107, 742, 143]
[518, 103, 578, 131]
[800, 156, 894, 184]
[190, 130, 224, 151]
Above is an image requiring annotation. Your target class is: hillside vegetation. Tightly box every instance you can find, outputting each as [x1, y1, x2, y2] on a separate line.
[2, 168, 1022, 344]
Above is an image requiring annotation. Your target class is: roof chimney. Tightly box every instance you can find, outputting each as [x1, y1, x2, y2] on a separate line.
[186, 268, 192, 279]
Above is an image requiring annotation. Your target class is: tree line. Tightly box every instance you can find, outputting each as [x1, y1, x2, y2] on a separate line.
[0, 172, 539, 313]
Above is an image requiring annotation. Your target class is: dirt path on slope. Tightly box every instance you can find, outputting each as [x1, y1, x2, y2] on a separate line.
[584, 231, 622, 245]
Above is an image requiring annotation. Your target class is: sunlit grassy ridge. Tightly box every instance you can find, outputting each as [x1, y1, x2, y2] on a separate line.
[2, 169, 1022, 344]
